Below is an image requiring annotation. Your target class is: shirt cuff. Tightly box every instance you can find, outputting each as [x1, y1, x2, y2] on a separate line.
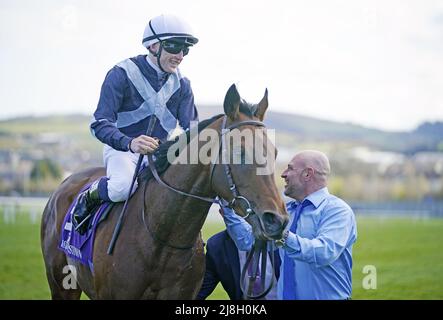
[284, 231, 301, 254]
[221, 205, 254, 251]
[222, 206, 242, 223]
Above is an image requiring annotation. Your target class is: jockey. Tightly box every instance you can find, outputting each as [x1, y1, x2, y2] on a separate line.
[72, 14, 199, 234]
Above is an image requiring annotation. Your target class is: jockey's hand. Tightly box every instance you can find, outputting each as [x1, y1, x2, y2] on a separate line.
[130, 135, 159, 154]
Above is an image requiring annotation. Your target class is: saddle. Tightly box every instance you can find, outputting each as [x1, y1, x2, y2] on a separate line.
[58, 185, 114, 270]
[59, 146, 171, 269]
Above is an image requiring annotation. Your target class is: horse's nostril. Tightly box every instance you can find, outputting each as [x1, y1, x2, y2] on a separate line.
[262, 211, 276, 224]
[261, 211, 285, 239]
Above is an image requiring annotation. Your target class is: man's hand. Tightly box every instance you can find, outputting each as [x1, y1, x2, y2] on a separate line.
[130, 135, 159, 154]
[275, 229, 289, 247]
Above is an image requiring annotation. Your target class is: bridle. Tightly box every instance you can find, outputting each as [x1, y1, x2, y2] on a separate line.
[146, 115, 266, 218]
[209, 115, 268, 218]
[240, 239, 276, 300]
[144, 115, 274, 299]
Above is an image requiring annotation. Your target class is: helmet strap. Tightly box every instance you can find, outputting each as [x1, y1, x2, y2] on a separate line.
[156, 44, 168, 73]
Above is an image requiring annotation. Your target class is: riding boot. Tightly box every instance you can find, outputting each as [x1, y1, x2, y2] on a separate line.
[72, 180, 103, 235]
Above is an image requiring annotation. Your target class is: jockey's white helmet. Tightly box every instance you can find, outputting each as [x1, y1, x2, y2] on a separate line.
[142, 14, 198, 48]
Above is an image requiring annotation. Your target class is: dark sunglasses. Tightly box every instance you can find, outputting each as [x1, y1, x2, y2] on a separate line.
[161, 41, 190, 56]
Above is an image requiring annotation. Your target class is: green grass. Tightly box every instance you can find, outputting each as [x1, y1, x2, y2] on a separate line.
[0, 211, 50, 299]
[1, 211, 442, 299]
[352, 217, 443, 299]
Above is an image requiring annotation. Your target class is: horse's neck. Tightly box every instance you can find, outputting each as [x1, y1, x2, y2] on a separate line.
[144, 162, 215, 247]
[143, 120, 223, 247]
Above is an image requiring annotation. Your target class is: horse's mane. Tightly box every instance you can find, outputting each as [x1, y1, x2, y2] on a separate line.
[239, 99, 257, 117]
[139, 100, 260, 181]
[139, 114, 224, 180]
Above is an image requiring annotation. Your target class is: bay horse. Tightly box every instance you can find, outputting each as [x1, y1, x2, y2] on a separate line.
[40, 84, 288, 299]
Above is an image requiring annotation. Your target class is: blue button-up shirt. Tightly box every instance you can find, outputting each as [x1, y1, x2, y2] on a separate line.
[222, 187, 357, 300]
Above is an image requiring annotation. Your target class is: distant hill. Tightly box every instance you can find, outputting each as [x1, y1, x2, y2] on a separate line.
[1, 108, 442, 154]
[197, 105, 443, 154]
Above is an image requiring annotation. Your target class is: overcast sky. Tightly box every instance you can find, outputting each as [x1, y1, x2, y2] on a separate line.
[1, 0, 442, 131]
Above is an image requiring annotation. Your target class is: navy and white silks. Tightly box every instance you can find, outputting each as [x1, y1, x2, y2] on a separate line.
[90, 55, 198, 202]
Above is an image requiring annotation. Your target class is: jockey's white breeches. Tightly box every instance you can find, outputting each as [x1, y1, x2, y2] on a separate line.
[103, 145, 148, 202]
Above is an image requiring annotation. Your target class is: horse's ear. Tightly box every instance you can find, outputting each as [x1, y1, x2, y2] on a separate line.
[255, 88, 268, 121]
[223, 84, 241, 120]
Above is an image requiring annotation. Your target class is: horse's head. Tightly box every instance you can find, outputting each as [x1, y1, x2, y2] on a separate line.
[211, 84, 289, 240]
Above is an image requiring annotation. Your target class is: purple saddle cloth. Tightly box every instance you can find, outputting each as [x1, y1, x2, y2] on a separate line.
[59, 182, 112, 271]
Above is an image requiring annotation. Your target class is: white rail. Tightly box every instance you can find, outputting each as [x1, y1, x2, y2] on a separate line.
[0, 196, 48, 224]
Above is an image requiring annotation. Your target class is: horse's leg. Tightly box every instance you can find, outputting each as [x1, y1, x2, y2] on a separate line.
[41, 201, 83, 300]
[41, 167, 106, 300]
[44, 250, 83, 300]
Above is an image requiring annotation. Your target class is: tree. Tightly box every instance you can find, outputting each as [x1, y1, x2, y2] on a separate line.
[30, 158, 62, 181]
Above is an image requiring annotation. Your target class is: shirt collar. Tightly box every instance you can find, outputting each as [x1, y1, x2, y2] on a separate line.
[304, 187, 329, 208]
[145, 55, 168, 78]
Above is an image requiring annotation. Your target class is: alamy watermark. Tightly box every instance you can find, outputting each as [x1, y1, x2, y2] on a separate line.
[167, 121, 276, 176]
[362, 265, 377, 290]
[62, 264, 78, 290]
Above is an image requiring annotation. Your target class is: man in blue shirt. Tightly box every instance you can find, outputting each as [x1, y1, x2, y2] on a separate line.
[72, 14, 199, 234]
[223, 150, 357, 300]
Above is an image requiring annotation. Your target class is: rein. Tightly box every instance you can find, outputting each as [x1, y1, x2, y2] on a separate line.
[144, 115, 275, 298]
[240, 240, 276, 300]
[143, 115, 265, 248]
[146, 115, 266, 209]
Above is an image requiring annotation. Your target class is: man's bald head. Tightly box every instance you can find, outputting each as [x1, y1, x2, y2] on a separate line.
[281, 150, 331, 201]
[293, 150, 330, 183]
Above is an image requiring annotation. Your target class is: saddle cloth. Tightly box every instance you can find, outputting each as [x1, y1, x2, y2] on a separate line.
[58, 181, 113, 271]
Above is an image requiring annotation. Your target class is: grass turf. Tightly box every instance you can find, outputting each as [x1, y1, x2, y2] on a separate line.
[1, 211, 442, 299]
